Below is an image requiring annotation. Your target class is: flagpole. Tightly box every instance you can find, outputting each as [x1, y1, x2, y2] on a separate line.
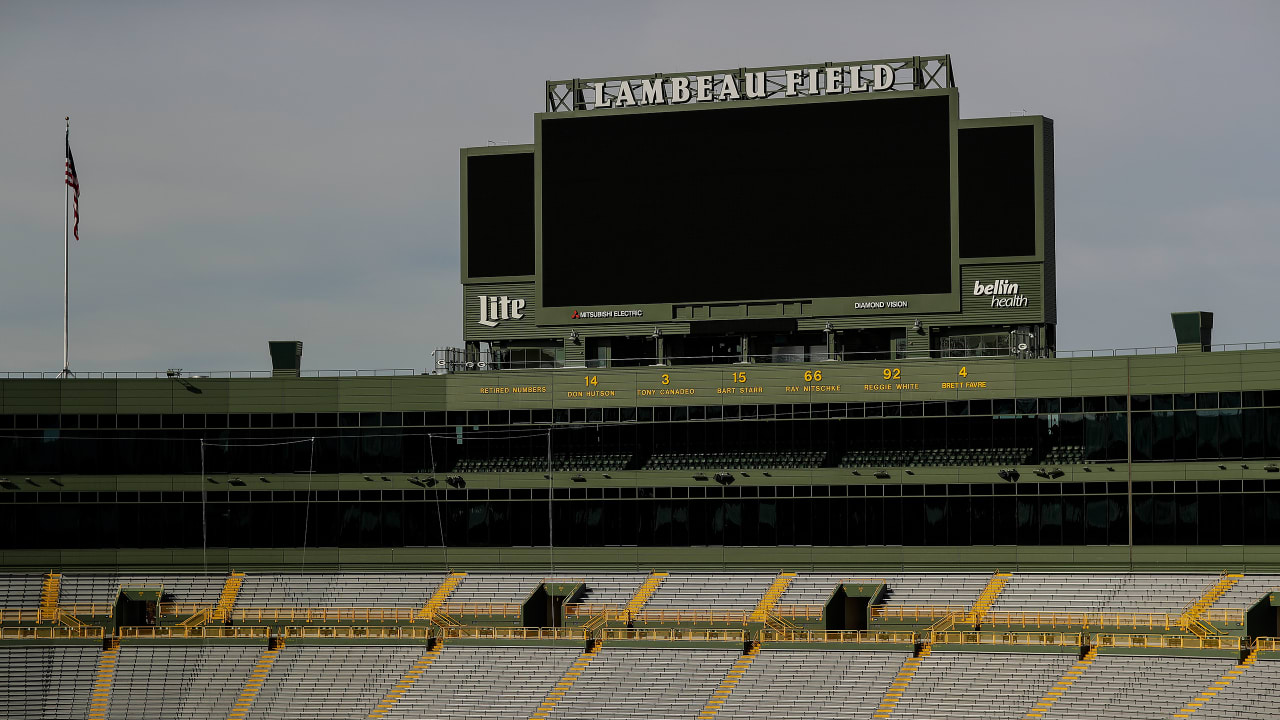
[60, 117, 71, 379]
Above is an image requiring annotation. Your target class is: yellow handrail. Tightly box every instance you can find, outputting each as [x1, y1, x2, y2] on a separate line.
[283, 625, 434, 640]
[931, 630, 1083, 647]
[227, 607, 422, 623]
[117, 625, 269, 639]
[438, 625, 586, 641]
[1094, 633, 1243, 650]
[601, 627, 748, 643]
[771, 605, 826, 620]
[1257, 637, 1280, 652]
[55, 603, 114, 617]
[438, 602, 522, 617]
[563, 604, 625, 617]
[870, 605, 968, 621]
[0, 625, 103, 640]
[0, 609, 42, 623]
[761, 629, 917, 644]
[630, 609, 754, 624]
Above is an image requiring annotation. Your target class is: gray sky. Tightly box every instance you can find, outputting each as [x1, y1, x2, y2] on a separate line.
[2, 1, 1277, 372]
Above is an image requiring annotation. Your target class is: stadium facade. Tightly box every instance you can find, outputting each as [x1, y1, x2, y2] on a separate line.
[2, 55, 1278, 719]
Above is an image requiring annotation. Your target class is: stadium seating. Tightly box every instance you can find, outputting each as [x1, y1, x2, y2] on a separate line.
[892, 651, 1077, 719]
[246, 645, 424, 719]
[1192, 657, 1280, 719]
[59, 573, 225, 606]
[549, 647, 738, 719]
[1210, 574, 1280, 610]
[643, 573, 778, 610]
[645, 450, 824, 471]
[382, 645, 581, 719]
[447, 573, 541, 606]
[714, 649, 911, 719]
[989, 574, 1217, 614]
[236, 573, 446, 607]
[454, 453, 631, 473]
[106, 645, 258, 719]
[0, 646, 99, 718]
[0, 573, 43, 608]
[569, 573, 648, 607]
[1037, 654, 1231, 719]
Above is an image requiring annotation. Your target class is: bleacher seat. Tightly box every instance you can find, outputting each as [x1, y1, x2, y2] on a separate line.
[107, 645, 258, 719]
[0, 646, 99, 718]
[716, 649, 911, 719]
[893, 651, 1078, 720]
[246, 645, 424, 719]
[550, 647, 737, 719]
[383, 645, 580, 719]
[642, 573, 777, 611]
[1038, 654, 1231, 719]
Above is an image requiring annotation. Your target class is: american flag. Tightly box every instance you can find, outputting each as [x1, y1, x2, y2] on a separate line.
[65, 135, 80, 241]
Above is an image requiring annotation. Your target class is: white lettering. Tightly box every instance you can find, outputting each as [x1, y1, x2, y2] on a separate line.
[695, 75, 713, 102]
[872, 64, 894, 90]
[640, 77, 665, 105]
[850, 66, 869, 92]
[806, 68, 819, 95]
[744, 72, 767, 99]
[477, 295, 497, 327]
[670, 77, 691, 103]
[615, 80, 635, 107]
[825, 66, 843, 94]
[592, 82, 612, 109]
[476, 294, 529, 327]
[717, 74, 740, 101]
[785, 69, 803, 96]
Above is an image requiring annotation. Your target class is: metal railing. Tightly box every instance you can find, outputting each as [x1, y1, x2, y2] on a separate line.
[871, 606, 968, 621]
[931, 630, 1083, 647]
[0, 625, 103, 640]
[564, 604, 622, 616]
[228, 607, 424, 623]
[1094, 633, 1243, 650]
[1256, 637, 1280, 652]
[601, 627, 748, 643]
[0, 609, 42, 623]
[56, 603, 113, 617]
[9, 340, 1280, 378]
[630, 609, 753, 625]
[761, 629, 916, 644]
[771, 605, 826, 620]
[282, 625, 434, 640]
[438, 626, 585, 641]
[118, 625, 269, 639]
[439, 603, 522, 618]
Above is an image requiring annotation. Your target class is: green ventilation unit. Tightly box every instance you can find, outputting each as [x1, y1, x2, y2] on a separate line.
[1171, 312, 1213, 353]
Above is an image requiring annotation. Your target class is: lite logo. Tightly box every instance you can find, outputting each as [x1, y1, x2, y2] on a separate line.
[476, 295, 526, 327]
[972, 280, 1029, 309]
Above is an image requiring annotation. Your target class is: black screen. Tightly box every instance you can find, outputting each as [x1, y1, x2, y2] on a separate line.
[466, 152, 534, 278]
[541, 94, 954, 307]
[959, 125, 1036, 258]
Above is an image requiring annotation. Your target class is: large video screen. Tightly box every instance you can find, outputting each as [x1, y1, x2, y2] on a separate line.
[466, 152, 534, 278]
[540, 94, 953, 308]
[959, 125, 1036, 258]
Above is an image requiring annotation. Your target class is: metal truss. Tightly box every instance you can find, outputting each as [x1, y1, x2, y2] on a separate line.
[546, 55, 954, 113]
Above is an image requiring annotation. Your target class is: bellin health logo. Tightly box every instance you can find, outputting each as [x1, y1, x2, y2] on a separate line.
[972, 280, 1029, 308]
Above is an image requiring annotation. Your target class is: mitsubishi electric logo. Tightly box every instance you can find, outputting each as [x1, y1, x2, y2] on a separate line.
[973, 280, 1029, 309]
[571, 308, 644, 320]
[476, 295, 526, 327]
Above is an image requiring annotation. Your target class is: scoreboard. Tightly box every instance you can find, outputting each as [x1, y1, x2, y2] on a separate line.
[459, 56, 1054, 346]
